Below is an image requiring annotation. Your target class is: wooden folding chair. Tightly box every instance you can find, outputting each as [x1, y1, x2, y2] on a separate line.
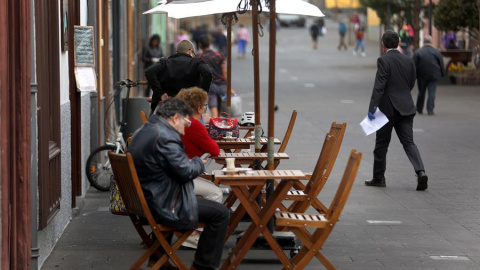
[275, 149, 362, 270]
[140, 109, 148, 124]
[284, 122, 347, 215]
[108, 151, 199, 270]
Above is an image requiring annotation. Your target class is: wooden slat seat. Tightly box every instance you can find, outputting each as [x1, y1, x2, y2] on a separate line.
[274, 149, 362, 270]
[108, 151, 202, 270]
[275, 212, 328, 227]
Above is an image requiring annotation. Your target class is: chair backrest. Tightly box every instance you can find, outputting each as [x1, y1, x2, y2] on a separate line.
[277, 110, 297, 153]
[289, 133, 336, 213]
[304, 122, 346, 198]
[327, 122, 347, 164]
[108, 151, 154, 225]
[325, 149, 362, 222]
[140, 109, 148, 124]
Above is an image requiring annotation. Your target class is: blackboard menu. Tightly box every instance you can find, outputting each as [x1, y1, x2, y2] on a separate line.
[73, 26, 95, 67]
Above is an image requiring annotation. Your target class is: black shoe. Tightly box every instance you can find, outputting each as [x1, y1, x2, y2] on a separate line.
[427, 111, 434, 115]
[417, 110, 423, 115]
[365, 178, 386, 187]
[416, 171, 428, 191]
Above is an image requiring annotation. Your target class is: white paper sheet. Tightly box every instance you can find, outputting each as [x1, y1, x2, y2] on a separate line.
[74, 67, 97, 92]
[359, 108, 389, 136]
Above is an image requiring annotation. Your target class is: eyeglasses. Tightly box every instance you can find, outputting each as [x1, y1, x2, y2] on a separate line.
[204, 103, 208, 111]
[183, 117, 192, 128]
[189, 48, 196, 57]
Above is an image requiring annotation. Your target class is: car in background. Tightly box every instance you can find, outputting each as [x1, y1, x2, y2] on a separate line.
[277, 14, 306, 27]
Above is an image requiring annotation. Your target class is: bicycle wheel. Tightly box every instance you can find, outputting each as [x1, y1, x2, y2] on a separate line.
[85, 144, 118, 191]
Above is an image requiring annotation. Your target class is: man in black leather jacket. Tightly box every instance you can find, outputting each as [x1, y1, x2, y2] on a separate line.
[128, 98, 229, 270]
[145, 40, 212, 113]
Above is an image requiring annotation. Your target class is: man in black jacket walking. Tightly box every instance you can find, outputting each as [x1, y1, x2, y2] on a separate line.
[366, 30, 428, 191]
[145, 40, 212, 113]
[414, 35, 445, 115]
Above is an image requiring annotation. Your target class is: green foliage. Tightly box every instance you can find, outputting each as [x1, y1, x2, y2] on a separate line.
[359, 0, 415, 28]
[433, 0, 479, 32]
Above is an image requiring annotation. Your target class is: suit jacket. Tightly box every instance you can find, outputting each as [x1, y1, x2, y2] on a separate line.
[369, 50, 417, 118]
[414, 45, 445, 81]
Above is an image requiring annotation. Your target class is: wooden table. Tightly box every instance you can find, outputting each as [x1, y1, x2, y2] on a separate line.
[213, 170, 306, 270]
[216, 137, 281, 153]
[239, 126, 255, 137]
[212, 152, 289, 169]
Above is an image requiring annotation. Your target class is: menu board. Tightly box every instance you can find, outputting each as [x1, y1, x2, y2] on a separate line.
[73, 26, 95, 67]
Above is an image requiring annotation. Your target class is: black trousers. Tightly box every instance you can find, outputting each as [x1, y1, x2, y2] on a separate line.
[194, 198, 229, 270]
[373, 110, 425, 179]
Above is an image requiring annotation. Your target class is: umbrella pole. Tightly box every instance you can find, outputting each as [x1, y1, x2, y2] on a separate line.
[252, 0, 262, 156]
[266, 0, 277, 234]
[267, 0, 276, 170]
[226, 14, 232, 115]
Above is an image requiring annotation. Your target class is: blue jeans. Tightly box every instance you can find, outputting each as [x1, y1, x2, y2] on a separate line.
[237, 39, 247, 55]
[354, 39, 365, 53]
[416, 79, 437, 113]
[194, 198, 229, 270]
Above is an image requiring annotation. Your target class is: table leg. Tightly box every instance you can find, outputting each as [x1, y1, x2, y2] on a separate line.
[220, 181, 295, 270]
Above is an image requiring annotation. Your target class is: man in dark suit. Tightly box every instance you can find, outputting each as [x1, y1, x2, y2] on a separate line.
[366, 30, 428, 191]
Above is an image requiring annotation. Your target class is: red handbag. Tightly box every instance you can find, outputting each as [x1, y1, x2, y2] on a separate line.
[208, 113, 239, 139]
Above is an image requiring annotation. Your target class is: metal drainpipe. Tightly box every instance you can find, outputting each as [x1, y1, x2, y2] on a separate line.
[30, 83, 39, 270]
[30, 0, 39, 268]
[112, 0, 121, 124]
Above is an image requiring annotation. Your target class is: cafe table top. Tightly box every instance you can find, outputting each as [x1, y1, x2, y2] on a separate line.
[213, 169, 304, 181]
[212, 152, 289, 161]
[216, 137, 281, 151]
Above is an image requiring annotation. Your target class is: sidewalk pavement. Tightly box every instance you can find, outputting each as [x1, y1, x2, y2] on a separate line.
[42, 19, 480, 270]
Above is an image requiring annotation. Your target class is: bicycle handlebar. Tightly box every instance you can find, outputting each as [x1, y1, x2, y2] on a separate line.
[116, 79, 148, 88]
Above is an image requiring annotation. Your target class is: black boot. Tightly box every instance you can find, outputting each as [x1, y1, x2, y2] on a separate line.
[416, 171, 428, 191]
[365, 177, 386, 187]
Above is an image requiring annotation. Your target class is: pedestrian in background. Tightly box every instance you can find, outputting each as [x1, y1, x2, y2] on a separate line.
[198, 35, 234, 118]
[235, 24, 250, 59]
[145, 40, 212, 114]
[366, 30, 428, 191]
[337, 19, 347, 50]
[414, 35, 445, 115]
[353, 25, 366, 57]
[317, 18, 325, 36]
[141, 34, 164, 96]
[214, 27, 227, 57]
[175, 29, 190, 48]
[310, 22, 319, 50]
[441, 30, 458, 50]
[351, 12, 360, 30]
[192, 25, 205, 51]
[399, 25, 414, 57]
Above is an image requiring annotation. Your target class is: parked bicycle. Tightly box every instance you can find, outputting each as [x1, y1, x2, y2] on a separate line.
[85, 79, 147, 191]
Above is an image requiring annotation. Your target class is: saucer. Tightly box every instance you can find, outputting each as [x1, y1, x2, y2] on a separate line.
[222, 136, 237, 141]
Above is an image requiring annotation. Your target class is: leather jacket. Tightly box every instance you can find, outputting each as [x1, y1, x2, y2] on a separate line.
[145, 53, 212, 111]
[128, 114, 204, 228]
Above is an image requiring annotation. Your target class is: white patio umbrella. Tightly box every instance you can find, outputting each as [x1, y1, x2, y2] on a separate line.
[144, 0, 324, 167]
[144, 0, 324, 18]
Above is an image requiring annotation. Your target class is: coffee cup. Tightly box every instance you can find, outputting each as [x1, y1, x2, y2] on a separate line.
[225, 158, 235, 170]
[225, 131, 233, 138]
